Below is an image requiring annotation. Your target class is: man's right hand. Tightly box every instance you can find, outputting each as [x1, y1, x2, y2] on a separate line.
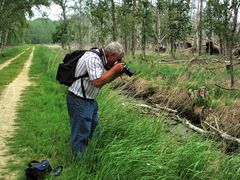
[91, 63, 125, 88]
[111, 62, 125, 74]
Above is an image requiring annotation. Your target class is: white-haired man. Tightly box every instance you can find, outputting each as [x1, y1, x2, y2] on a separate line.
[66, 42, 125, 157]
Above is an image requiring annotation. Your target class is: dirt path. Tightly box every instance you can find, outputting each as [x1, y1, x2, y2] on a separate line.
[0, 48, 34, 179]
[0, 49, 28, 71]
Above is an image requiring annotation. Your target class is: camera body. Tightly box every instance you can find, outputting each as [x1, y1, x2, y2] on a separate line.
[122, 64, 134, 77]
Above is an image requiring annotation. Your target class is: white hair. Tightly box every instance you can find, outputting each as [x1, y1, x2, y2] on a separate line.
[104, 42, 125, 56]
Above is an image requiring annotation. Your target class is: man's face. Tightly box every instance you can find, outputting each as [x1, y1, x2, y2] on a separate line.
[107, 52, 124, 67]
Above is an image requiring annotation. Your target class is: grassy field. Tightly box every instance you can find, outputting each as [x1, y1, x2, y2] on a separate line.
[2, 45, 240, 179]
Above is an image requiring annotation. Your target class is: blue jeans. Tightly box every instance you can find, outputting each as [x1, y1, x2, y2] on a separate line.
[66, 93, 99, 155]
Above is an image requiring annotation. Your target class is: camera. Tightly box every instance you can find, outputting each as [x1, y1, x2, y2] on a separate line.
[122, 64, 134, 77]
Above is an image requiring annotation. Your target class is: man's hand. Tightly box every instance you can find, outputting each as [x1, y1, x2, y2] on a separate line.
[91, 62, 125, 88]
[111, 62, 125, 74]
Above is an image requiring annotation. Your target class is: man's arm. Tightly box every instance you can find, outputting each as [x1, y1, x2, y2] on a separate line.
[91, 63, 125, 88]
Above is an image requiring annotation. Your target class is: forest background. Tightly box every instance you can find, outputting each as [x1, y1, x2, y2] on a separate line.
[2, 0, 240, 88]
[1, 0, 240, 58]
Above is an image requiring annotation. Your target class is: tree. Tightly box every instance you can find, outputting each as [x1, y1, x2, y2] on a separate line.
[110, 0, 117, 41]
[166, 0, 192, 59]
[204, 0, 240, 87]
[87, 0, 110, 46]
[139, 0, 154, 60]
[198, 0, 203, 55]
[0, 0, 49, 49]
[52, 0, 71, 51]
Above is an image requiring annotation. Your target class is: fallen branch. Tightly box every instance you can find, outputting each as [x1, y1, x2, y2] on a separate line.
[171, 114, 206, 134]
[135, 104, 160, 112]
[158, 60, 190, 64]
[135, 104, 206, 134]
[203, 121, 240, 143]
[134, 103, 240, 144]
[215, 84, 240, 92]
[155, 104, 178, 113]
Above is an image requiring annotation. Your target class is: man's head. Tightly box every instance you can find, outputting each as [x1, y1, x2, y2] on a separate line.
[104, 42, 125, 67]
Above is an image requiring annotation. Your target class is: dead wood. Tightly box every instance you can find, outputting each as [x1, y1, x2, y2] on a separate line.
[158, 60, 190, 64]
[203, 121, 240, 143]
[134, 103, 240, 144]
[215, 84, 240, 92]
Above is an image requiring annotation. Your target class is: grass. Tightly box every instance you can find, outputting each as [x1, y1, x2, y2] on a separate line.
[124, 52, 240, 107]
[0, 45, 30, 64]
[0, 48, 33, 94]
[3, 45, 239, 179]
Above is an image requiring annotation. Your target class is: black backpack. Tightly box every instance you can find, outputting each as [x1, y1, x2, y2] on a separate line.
[56, 48, 104, 86]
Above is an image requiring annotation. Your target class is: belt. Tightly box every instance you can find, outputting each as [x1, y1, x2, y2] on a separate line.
[68, 91, 93, 101]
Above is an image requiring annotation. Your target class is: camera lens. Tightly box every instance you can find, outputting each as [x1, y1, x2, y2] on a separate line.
[122, 65, 134, 77]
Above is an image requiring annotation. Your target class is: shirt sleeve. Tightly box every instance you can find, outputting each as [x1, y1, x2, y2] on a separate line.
[85, 53, 104, 80]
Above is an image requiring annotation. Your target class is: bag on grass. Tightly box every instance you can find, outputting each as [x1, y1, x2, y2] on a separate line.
[56, 48, 104, 86]
[25, 160, 52, 180]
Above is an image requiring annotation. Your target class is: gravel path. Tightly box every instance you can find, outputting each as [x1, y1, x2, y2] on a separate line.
[0, 49, 27, 71]
[0, 48, 33, 179]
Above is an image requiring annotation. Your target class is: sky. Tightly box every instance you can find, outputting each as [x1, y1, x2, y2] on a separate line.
[30, 4, 62, 21]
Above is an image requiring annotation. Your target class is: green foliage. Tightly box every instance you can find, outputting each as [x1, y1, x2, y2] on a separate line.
[86, 0, 111, 45]
[24, 18, 58, 44]
[0, 0, 50, 47]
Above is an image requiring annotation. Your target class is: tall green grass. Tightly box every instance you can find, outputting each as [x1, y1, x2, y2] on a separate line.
[124, 53, 240, 107]
[6, 46, 240, 179]
[0, 48, 33, 94]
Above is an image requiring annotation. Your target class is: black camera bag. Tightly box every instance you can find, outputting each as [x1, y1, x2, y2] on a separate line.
[25, 160, 52, 180]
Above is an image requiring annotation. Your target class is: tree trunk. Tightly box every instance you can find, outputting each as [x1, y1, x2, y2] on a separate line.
[141, 0, 148, 60]
[228, 0, 239, 88]
[154, 2, 160, 49]
[78, 0, 83, 48]
[123, 0, 128, 52]
[198, 0, 203, 55]
[131, 0, 136, 58]
[3, 29, 8, 47]
[170, 41, 176, 59]
[110, 0, 116, 41]
[100, 18, 104, 47]
[0, 30, 3, 49]
[0, 0, 5, 11]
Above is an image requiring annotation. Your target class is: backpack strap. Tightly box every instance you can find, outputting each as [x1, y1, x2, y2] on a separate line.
[91, 48, 109, 70]
[74, 48, 105, 80]
[76, 48, 105, 99]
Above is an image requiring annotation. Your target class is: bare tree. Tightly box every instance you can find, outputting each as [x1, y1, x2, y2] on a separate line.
[110, 0, 117, 41]
[198, 0, 203, 55]
[53, 0, 71, 51]
[131, 0, 137, 58]
[141, 0, 148, 60]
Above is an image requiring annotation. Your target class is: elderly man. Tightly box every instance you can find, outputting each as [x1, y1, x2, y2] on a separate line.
[66, 42, 125, 157]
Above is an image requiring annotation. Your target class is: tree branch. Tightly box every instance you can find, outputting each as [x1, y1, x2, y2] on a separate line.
[215, 84, 240, 92]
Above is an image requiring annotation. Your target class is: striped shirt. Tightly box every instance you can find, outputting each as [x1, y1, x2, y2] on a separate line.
[68, 49, 107, 99]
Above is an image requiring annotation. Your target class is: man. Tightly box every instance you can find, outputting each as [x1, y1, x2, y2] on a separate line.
[66, 42, 125, 157]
